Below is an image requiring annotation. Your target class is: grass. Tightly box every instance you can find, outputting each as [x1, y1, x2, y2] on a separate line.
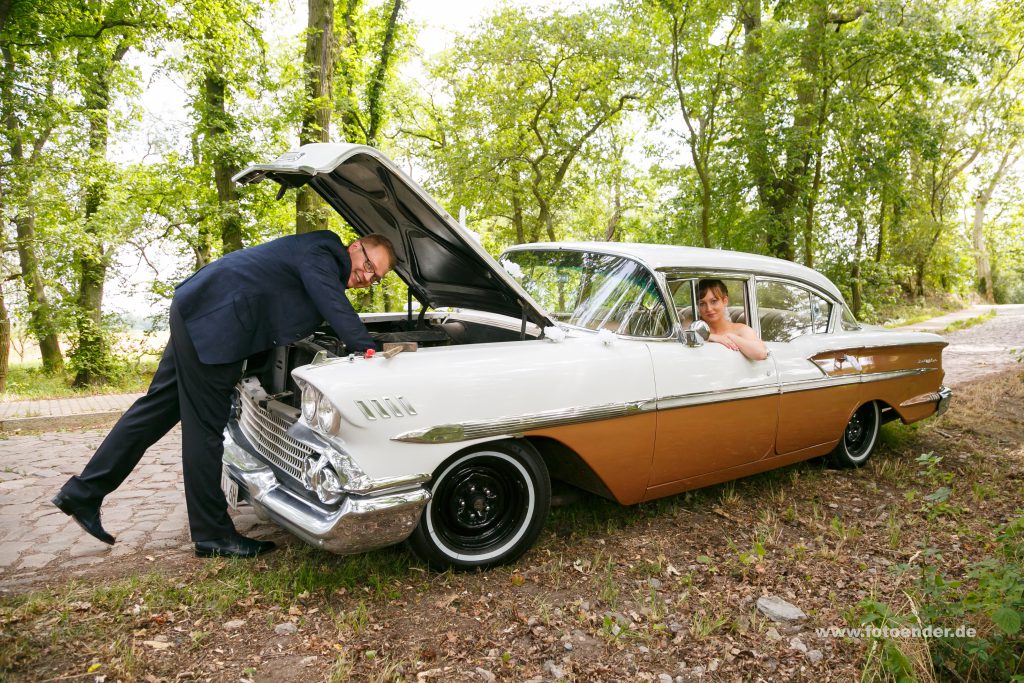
[943, 308, 996, 332]
[3, 367, 1021, 681]
[2, 361, 158, 400]
[873, 296, 968, 328]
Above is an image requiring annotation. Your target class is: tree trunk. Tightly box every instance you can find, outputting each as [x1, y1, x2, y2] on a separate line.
[297, 0, 335, 234]
[0, 283, 10, 393]
[874, 195, 886, 262]
[603, 181, 622, 241]
[851, 213, 866, 317]
[512, 193, 525, 244]
[972, 150, 1015, 303]
[365, 0, 404, 146]
[203, 67, 243, 254]
[3, 38, 63, 373]
[14, 213, 64, 372]
[73, 46, 127, 387]
[337, 0, 363, 142]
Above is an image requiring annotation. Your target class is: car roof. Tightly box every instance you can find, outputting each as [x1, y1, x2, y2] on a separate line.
[503, 241, 846, 303]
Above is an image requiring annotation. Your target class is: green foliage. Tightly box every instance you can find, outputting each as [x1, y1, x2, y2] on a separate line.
[853, 515, 1024, 682]
[4, 0, 1024, 389]
[417, 5, 653, 247]
[3, 359, 158, 399]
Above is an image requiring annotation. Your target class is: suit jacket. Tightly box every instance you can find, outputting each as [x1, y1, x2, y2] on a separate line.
[174, 231, 375, 365]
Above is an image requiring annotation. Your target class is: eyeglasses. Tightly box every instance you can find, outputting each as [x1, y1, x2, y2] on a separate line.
[358, 241, 382, 286]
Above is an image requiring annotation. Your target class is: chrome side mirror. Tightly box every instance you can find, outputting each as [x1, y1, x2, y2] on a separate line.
[682, 320, 710, 347]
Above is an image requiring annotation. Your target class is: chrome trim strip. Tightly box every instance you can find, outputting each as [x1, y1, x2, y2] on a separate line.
[900, 391, 942, 408]
[391, 400, 647, 444]
[780, 367, 935, 394]
[651, 384, 778, 411]
[355, 400, 376, 420]
[397, 396, 417, 415]
[390, 368, 938, 445]
[384, 397, 404, 417]
[370, 399, 391, 419]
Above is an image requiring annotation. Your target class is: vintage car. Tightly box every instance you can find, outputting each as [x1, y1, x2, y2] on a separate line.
[222, 143, 951, 570]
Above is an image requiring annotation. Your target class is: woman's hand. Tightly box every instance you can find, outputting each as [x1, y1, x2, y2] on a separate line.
[709, 332, 740, 351]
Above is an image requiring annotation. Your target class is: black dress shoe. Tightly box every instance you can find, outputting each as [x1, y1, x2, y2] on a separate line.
[51, 492, 115, 545]
[194, 534, 276, 559]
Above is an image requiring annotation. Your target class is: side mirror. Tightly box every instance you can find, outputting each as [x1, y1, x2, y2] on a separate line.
[681, 320, 710, 347]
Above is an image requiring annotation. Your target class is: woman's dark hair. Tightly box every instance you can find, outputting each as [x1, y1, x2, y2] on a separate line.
[698, 278, 729, 300]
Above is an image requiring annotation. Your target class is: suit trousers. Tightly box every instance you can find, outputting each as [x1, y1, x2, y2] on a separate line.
[60, 300, 244, 541]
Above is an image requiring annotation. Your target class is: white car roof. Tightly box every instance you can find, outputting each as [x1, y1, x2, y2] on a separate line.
[503, 241, 846, 304]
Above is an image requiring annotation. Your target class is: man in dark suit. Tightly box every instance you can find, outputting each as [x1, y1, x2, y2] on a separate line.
[52, 230, 396, 558]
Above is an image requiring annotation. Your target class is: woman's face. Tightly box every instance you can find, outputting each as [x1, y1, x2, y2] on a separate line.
[698, 287, 729, 324]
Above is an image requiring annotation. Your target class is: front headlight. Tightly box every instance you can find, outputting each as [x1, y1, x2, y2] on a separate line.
[301, 384, 319, 423]
[316, 394, 340, 435]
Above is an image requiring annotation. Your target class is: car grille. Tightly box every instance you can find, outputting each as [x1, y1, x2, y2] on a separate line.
[237, 389, 317, 482]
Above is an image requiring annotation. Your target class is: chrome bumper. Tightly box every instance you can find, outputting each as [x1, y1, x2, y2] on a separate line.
[221, 428, 430, 555]
[936, 385, 952, 417]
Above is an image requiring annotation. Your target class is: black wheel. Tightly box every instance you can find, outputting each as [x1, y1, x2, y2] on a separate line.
[407, 440, 550, 571]
[827, 401, 880, 468]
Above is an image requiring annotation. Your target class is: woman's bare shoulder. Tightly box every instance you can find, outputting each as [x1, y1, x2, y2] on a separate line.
[728, 322, 758, 338]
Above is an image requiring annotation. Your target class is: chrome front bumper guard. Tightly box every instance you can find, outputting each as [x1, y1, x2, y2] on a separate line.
[221, 429, 430, 555]
[936, 385, 952, 417]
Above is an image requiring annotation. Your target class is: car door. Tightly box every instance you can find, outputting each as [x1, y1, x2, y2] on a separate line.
[753, 278, 859, 455]
[646, 276, 779, 494]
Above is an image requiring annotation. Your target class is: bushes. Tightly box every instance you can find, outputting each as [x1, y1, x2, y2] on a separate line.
[854, 514, 1024, 681]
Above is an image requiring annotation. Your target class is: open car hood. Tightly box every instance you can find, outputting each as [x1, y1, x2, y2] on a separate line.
[234, 143, 552, 329]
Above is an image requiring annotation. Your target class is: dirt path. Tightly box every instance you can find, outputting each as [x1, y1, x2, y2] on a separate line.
[930, 304, 1023, 386]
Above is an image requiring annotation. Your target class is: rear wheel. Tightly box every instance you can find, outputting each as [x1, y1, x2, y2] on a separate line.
[407, 440, 550, 571]
[827, 401, 880, 468]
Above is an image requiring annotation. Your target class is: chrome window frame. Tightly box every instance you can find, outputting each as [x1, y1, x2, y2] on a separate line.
[658, 269, 756, 340]
[750, 275, 840, 340]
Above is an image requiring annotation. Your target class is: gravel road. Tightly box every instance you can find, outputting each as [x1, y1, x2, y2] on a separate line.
[930, 304, 1024, 386]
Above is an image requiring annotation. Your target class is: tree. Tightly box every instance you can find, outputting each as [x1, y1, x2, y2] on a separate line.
[171, 0, 272, 263]
[648, 0, 740, 248]
[296, 0, 336, 234]
[422, 7, 651, 246]
[0, 0, 67, 373]
[67, 1, 163, 386]
[336, 0, 409, 147]
[737, 0, 867, 262]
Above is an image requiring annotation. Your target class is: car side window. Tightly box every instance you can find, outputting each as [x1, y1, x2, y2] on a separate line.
[840, 305, 861, 331]
[668, 278, 697, 327]
[755, 280, 831, 342]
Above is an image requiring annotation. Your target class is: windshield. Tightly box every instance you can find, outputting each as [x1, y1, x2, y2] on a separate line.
[499, 249, 671, 337]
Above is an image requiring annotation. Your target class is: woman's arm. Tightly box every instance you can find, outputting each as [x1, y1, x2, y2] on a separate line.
[726, 325, 769, 361]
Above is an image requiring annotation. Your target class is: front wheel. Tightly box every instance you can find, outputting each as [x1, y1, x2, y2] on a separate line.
[407, 440, 551, 571]
[827, 401, 880, 468]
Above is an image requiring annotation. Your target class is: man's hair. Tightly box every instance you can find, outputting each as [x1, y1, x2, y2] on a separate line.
[698, 278, 729, 300]
[359, 233, 397, 271]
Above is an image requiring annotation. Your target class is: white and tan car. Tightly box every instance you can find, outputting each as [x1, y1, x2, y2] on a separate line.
[223, 143, 951, 570]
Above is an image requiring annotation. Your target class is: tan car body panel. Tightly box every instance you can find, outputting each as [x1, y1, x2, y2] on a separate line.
[525, 412, 657, 505]
[526, 342, 946, 506]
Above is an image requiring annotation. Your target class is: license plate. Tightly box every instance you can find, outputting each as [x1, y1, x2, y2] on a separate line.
[221, 468, 239, 510]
